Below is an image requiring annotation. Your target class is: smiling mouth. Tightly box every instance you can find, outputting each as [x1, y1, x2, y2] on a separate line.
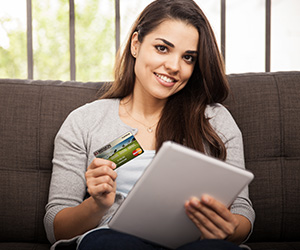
[154, 73, 177, 83]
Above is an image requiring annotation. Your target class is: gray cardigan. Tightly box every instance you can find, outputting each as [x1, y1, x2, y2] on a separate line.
[44, 98, 255, 246]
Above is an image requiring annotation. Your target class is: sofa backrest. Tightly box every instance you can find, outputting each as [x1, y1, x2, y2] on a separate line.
[0, 72, 299, 244]
[224, 72, 300, 242]
[0, 79, 104, 243]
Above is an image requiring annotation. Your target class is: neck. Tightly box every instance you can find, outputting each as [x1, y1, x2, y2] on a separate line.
[122, 93, 165, 121]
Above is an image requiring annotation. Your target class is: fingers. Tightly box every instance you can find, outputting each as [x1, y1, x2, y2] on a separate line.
[88, 158, 117, 170]
[85, 158, 118, 199]
[86, 158, 117, 179]
[186, 206, 226, 239]
[198, 195, 234, 223]
[185, 195, 239, 240]
[87, 175, 115, 193]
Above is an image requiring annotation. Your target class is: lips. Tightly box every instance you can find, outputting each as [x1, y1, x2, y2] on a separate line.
[154, 73, 178, 87]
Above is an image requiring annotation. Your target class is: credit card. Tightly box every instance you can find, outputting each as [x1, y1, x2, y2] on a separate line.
[93, 131, 144, 169]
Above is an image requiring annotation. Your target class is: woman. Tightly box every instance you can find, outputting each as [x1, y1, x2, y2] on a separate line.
[44, 0, 255, 249]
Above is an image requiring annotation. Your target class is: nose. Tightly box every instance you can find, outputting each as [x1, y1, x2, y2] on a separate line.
[164, 55, 180, 74]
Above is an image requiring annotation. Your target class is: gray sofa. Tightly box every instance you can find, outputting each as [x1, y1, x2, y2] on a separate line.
[0, 71, 299, 250]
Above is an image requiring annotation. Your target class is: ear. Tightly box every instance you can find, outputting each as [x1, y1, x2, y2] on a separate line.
[131, 32, 140, 57]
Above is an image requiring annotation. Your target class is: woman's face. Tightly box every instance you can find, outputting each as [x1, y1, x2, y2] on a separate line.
[131, 19, 199, 101]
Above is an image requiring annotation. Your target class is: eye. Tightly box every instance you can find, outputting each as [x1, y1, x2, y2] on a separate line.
[155, 45, 168, 53]
[183, 54, 196, 63]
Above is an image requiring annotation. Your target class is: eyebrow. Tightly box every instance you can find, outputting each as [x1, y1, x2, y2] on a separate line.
[155, 38, 198, 55]
[156, 38, 175, 48]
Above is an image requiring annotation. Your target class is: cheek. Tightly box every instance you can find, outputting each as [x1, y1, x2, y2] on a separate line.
[134, 53, 153, 76]
[172, 81, 189, 96]
[175, 66, 195, 91]
[137, 47, 163, 68]
[183, 65, 195, 80]
[134, 58, 145, 79]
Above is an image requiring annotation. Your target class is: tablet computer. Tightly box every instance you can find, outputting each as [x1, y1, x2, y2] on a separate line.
[109, 141, 254, 249]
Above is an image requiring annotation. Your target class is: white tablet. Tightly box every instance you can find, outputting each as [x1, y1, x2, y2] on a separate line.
[109, 141, 254, 249]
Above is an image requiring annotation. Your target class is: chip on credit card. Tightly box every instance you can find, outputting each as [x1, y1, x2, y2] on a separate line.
[93, 131, 144, 169]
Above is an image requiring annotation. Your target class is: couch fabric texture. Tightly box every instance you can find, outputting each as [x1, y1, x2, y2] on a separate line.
[0, 71, 299, 250]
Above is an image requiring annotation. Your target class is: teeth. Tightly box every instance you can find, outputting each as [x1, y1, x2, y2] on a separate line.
[155, 73, 174, 83]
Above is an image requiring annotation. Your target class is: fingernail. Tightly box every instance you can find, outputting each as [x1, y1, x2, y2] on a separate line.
[191, 197, 200, 206]
[202, 195, 210, 203]
[111, 162, 117, 169]
[186, 205, 192, 213]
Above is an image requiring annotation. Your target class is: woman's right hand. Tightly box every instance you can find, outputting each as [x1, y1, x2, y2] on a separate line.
[85, 158, 117, 209]
[53, 159, 117, 241]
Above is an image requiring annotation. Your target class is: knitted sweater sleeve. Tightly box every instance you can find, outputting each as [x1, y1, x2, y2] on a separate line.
[206, 104, 255, 240]
[44, 107, 88, 244]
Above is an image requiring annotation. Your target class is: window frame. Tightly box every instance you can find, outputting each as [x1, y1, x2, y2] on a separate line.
[24, 0, 272, 80]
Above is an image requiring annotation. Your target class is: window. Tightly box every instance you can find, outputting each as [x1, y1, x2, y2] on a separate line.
[226, 0, 265, 73]
[0, 0, 299, 81]
[32, 0, 70, 80]
[76, 0, 115, 81]
[0, 0, 27, 79]
[271, 0, 300, 71]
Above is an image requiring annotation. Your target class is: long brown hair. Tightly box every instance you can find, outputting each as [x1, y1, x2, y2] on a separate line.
[100, 0, 229, 160]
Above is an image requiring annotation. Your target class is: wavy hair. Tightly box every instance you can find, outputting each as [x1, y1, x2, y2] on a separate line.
[100, 0, 229, 160]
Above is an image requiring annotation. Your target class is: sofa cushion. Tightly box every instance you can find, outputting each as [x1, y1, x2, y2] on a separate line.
[247, 241, 300, 250]
[0, 243, 50, 250]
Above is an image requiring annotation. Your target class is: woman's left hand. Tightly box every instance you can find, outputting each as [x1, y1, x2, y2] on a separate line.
[185, 194, 239, 241]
